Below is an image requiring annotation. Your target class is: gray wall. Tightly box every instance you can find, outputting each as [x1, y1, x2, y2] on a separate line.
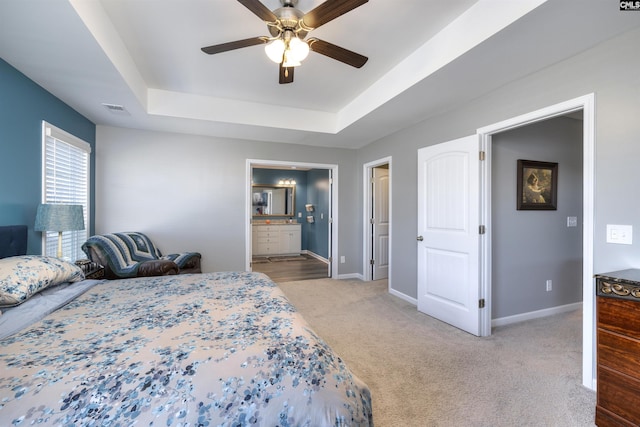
[491, 117, 583, 318]
[95, 26, 640, 318]
[95, 126, 359, 274]
[358, 26, 640, 302]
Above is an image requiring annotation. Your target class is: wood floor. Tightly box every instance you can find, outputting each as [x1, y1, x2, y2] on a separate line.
[251, 254, 329, 283]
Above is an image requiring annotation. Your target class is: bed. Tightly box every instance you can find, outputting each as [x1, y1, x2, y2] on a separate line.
[0, 225, 373, 426]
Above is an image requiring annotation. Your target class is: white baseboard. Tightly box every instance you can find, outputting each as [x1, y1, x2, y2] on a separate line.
[389, 288, 418, 306]
[492, 302, 582, 327]
[302, 250, 329, 264]
[336, 273, 364, 280]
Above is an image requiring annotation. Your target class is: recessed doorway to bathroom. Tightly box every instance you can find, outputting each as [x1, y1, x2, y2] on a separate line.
[247, 160, 337, 283]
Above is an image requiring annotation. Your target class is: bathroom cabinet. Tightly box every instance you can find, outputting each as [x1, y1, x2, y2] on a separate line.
[252, 223, 301, 256]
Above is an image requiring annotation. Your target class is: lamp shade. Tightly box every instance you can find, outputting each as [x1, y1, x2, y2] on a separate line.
[35, 204, 85, 232]
[287, 37, 309, 62]
[265, 39, 285, 63]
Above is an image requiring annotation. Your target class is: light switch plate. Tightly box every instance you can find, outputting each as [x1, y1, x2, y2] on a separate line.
[567, 216, 578, 227]
[606, 224, 633, 245]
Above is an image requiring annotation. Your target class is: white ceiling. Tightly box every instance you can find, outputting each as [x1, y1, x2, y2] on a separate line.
[1, 0, 639, 149]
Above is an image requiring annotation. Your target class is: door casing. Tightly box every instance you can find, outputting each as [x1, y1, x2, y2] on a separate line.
[363, 157, 392, 286]
[477, 93, 595, 389]
[246, 159, 339, 279]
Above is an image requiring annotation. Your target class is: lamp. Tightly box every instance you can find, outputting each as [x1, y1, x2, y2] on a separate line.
[35, 204, 85, 258]
[264, 30, 309, 67]
[278, 179, 297, 185]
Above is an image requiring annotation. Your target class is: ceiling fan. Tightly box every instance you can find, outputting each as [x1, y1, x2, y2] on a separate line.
[201, 0, 369, 84]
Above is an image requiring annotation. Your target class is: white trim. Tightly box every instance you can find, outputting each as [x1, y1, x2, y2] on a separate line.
[492, 303, 582, 327]
[362, 157, 392, 291]
[246, 159, 339, 279]
[389, 288, 418, 306]
[336, 273, 364, 280]
[43, 120, 92, 153]
[303, 250, 329, 264]
[477, 93, 596, 390]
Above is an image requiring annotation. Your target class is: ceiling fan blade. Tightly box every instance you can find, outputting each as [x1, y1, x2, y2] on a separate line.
[201, 37, 267, 55]
[237, 0, 278, 23]
[279, 63, 294, 84]
[308, 38, 368, 68]
[301, 0, 368, 30]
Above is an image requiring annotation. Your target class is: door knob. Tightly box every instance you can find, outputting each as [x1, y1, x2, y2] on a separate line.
[416, 236, 423, 241]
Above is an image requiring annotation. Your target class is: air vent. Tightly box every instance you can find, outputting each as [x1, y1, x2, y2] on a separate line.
[102, 103, 130, 115]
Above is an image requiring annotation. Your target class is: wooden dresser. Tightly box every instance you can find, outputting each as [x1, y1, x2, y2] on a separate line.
[595, 269, 640, 426]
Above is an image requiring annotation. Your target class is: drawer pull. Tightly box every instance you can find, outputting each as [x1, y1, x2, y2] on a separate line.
[601, 281, 640, 298]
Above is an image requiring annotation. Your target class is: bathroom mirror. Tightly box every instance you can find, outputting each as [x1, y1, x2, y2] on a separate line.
[252, 184, 295, 217]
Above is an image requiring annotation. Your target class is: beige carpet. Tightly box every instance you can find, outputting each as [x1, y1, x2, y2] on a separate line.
[277, 278, 596, 427]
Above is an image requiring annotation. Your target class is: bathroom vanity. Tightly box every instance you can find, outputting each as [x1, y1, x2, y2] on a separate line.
[252, 222, 301, 256]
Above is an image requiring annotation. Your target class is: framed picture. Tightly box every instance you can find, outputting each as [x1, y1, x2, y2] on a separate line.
[517, 159, 558, 210]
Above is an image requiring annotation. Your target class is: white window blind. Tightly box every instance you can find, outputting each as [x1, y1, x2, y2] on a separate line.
[42, 121, 91, 260]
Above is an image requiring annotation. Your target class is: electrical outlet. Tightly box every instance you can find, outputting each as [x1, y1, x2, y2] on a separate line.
[546, 280, 552, 292]
[340, 256, 345, 264]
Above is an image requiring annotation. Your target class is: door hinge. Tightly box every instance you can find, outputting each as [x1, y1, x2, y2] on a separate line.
[479, 299, 485, 308]
[370, 259, 375, 265]
[479, 225, 486, 234]
[370, 218, 375, 224]
[479, 151, 486, 161]
[328, 257, 332, 263]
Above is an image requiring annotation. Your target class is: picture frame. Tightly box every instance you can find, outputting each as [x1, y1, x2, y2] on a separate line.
[516, 159, 558, 210]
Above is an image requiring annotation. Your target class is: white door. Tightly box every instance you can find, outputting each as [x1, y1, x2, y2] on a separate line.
[417, 135, 481, 336]
[372, 167, 389, 280]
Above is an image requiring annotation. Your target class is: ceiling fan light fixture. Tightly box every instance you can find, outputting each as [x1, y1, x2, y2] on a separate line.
[282, 57, 301, 68]
[202, 0, 370, 83]
[265, 39, 286, 63]
[288, 37, 309, 62]
[266, 35, 308, 66]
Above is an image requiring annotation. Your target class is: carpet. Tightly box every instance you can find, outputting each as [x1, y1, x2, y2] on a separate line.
[278, 278, 596, 427]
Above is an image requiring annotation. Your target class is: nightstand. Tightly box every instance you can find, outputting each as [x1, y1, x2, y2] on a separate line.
[84, 265, 104, 279]
[76, 260, 104, 280]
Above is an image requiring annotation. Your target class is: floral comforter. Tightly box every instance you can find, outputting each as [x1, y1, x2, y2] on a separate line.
[0, 272, 373, 426]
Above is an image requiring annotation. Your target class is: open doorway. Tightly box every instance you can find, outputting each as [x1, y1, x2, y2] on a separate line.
[363, 157, 392, 285]
[490, 113, 583, 325]
[478, 94, 595, 389]
[246, 159, 338, 281]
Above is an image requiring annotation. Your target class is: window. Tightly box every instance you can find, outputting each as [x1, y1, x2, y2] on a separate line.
[42, 121, 91, 260]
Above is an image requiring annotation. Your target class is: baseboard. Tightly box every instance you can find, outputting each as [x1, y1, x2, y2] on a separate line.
[492, 302, 582, 327]
[389, 288, 418, 305]
[336, 273, 364, 280]
[302, 250, 329, 264]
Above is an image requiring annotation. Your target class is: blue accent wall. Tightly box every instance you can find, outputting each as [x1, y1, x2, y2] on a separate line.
[0, 58, 96, 254]
[252, 168, 330, 258]
[305, 169, 330, 259]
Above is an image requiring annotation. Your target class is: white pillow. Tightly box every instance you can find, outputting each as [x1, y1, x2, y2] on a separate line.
[0, 255, 84, 306]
